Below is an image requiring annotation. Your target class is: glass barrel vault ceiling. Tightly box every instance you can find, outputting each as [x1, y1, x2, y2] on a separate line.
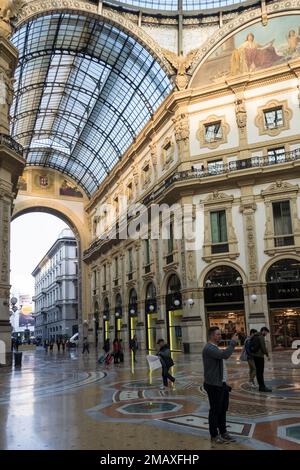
[108, 0, 246, 11]
[11, 13, 173, 196]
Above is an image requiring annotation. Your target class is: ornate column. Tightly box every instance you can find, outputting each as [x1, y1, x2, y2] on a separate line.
[0, 15, 26, 365]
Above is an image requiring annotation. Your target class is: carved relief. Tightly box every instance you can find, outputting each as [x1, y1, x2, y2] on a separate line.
[240, 202, 258, 281]
[162, 48, 199, 90]
[0, 0, 25, 37]
[141, 159, 152, 189]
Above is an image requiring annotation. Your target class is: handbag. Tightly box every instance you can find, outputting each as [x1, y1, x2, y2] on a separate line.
[239, 347, 248, 362]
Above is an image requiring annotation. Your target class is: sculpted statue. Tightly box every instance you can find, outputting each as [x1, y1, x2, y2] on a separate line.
[162, 48, 198, 90]
[235, 98, 247, 128]
[0, 0, 25, 37]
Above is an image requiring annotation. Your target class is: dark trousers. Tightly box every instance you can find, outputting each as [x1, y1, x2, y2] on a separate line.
[204, 383, 229, 438]
[162, 368, 175, 387]
[82, 344, 89, 354]
[253, 356, 265, 390]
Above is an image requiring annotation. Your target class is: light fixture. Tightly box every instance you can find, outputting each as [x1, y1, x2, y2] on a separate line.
[115, 312, 120, 317]
[103, 315, 107, 320]
[187, 298, 194, 307]
[236, 276, 242, 283]
[130, 308, 135, 315]
[174, 299, 180, 307]
[251, 294, 257, 303]
[205, 279, 212, 286]
[149, 305, 155, 312]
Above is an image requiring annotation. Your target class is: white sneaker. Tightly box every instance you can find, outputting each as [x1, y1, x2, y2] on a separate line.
[160, 385, 166, 390]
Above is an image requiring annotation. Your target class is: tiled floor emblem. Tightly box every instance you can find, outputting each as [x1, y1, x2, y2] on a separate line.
[118, 401, 182, 415]
[278, 424, 300, 444]
[162, 414, 254, 436]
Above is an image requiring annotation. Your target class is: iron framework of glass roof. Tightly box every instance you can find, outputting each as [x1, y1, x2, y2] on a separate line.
[107, 0, 247, 12]
[11, 13, 173, 196]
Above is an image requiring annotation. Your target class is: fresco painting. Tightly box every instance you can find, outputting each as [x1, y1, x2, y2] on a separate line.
[192, 15, 300, 87]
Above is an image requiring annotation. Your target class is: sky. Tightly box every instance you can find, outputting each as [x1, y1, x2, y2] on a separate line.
[10, 213, 69, 300]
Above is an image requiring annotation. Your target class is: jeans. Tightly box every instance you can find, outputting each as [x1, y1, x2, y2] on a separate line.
[253, 356, 265, 389]
[204, 383, 229, 438]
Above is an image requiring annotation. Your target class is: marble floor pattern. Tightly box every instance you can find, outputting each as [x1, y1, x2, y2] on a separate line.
[0, 348, 300, 450]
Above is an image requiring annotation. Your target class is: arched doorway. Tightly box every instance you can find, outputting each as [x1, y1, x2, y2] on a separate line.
[165, 274, 182, 352]
[266, 258, 300, 348]
[128, 288, 138, 343]
[94, 301, 99, 347]
[145, 282, 157, 351]
[103, 297, 110, 343]
[204, 266, 245, 345]
[115, 293, 123, 340]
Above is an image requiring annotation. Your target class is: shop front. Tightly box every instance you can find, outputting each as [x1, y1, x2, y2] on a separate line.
[204, 266, 246, 346]
[145, 282, 157, 352]
[115, 293, 122, 340]
[128, 288, 138, 342]
[165, 274, 182, 352]
[103, 297, 110, 342]
[267, 258, 300, 348]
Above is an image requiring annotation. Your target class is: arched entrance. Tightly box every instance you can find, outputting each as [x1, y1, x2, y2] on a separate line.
[145, 282, 157, 352]
[128, 288, 138, 343]
[204, 266, 245, 345]
[103, 297, 110, 343]
[165, 274, 182, 352]
[115, 293, 123, 340]
[266, 258, 300, 348]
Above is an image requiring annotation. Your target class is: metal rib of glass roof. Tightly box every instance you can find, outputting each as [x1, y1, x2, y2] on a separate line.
[11, 13, 172, 196]
[107, 0, 246, 11]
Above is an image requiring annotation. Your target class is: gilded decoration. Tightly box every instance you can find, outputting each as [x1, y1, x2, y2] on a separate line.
[202, 191, 239, 262]
[33, 171, 54, 191]
[190, 9, 300, 88]
[162, 48, 199, 90]
[261, 180, 300, 255]
[196, 115, 229, 150]
[255, 99, 292, 137]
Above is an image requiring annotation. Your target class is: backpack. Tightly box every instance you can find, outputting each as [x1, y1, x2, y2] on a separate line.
[249, 335, 261, 354]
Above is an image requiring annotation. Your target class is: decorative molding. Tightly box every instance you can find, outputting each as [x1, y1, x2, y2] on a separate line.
[196, 114, 230, 150]
[255, 99, 293, 137]
[160, 136, 174, 170]
[261, 180, 300, 255]
[202, 191, 239, 262]
[240, 199, 258, 281]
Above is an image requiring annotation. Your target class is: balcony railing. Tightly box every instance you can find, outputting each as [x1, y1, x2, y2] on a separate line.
[0, 133, 23, 156]
[164, 149, 300, 189]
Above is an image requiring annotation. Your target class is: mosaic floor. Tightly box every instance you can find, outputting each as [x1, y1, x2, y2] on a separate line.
[0, 348, 300, 450]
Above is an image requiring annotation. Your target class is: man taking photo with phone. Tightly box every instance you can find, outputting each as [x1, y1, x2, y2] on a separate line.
[203, 326, 239, 445]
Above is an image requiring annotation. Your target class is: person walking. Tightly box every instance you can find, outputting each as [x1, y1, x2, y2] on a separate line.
[113, 338, 120, 364]
[56, 339, 61, 352]
[62, 340, 66, 353]
[202, 326, 239, 445]
[82, 337, 90, 354]
[240, 329, 257, 388]
[251, 327, 272, 392]
[157, 339, 175, 390]
[129, 335, 138, 362]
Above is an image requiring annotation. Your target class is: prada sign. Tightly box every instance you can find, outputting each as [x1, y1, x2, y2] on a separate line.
[204, 286, 244, 304]
[267, 281, 300, 300]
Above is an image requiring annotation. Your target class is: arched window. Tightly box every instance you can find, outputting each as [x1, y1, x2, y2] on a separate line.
[204, 266, 242, 287]
[266, 259, 300, 282]
[103, 297, 110, 319]
[146, 282, 156, 299]
[115, 293, 122, 316]
[145, 282, 157, 313]
[166, 274, 182, 310]
[128, 288, 138, 316]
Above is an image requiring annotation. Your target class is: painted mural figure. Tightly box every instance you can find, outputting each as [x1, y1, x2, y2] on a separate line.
[231, 33, 282, 74]
[287, 29, 300, 54]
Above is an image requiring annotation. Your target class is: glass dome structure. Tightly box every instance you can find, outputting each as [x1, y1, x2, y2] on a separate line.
[107, 0, 247, 11]
[11, 13, 172, 196]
